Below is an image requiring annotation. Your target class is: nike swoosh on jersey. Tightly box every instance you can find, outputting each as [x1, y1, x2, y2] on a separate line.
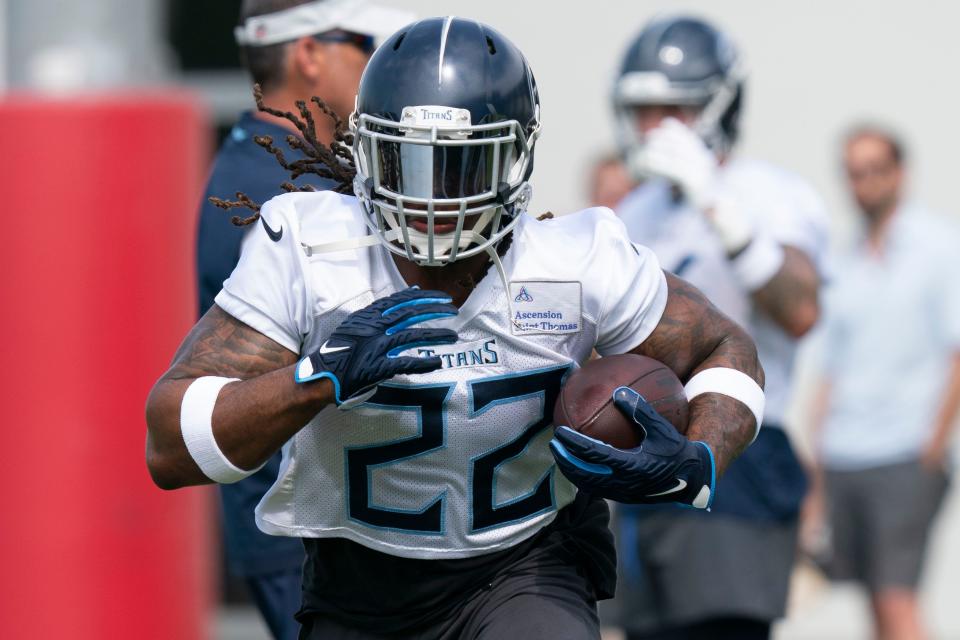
[645, 478, 687, 497]
[261, 216, 283, 242]
[318, 340, 350, 355]
[672, 254, 696, 277]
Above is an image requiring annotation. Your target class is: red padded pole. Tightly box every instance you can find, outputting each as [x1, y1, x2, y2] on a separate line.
[0, 94, 213, 640]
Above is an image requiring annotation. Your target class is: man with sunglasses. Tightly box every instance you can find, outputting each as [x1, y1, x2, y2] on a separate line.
[195, 2, 410, 638]
[804, 126, 960, 640]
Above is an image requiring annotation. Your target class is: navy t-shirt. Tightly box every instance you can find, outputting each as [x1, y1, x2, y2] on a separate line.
[197, 111, 334, 576]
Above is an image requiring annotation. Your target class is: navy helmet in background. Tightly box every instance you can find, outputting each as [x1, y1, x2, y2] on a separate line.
[613, 16, 745, 166]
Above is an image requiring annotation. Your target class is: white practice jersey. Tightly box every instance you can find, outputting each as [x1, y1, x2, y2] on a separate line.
[215, 191, 667, 559]
[617, 158, 829, 425]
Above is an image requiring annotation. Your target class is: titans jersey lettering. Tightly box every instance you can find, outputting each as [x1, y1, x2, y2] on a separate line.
[416, 338, 500, 369]
[216, 191, 668, 559]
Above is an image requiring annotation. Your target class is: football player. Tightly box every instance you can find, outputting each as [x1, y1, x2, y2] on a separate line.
[147, 17, 764, 639]
[612, 15, 829, 640]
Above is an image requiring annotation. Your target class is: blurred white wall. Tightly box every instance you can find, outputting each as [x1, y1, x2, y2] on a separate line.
[5, 0, 169, 91]
[377, 0, 959, 239]
[0, 0, 7, 89]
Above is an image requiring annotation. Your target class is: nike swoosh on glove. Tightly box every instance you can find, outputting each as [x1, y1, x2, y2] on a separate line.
[550, 386, 715, 509]
[294, 287, 458, 409]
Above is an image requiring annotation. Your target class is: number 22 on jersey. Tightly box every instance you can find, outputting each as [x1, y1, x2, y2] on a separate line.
[345, 364, 571, 535]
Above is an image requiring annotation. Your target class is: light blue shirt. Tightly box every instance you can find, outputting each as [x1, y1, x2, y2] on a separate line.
[821, 204, 960, 470]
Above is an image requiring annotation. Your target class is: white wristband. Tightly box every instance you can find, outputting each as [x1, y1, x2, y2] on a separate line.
[684, 368, 765, 442]
[730, 234, 785, 292]
[180, 376, 263, 483]
[708, 193, 755, 254]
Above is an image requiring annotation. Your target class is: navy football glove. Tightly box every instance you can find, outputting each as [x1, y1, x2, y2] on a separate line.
[294, 287, 458, 409]
[550, 386, 715, 509]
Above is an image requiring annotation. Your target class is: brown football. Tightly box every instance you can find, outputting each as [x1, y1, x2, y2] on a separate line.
[553, 354, 689, 449]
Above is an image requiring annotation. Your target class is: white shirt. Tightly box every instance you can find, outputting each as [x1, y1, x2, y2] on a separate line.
[820, 204, 960, 470]
[215, 191, 668, 558]
[617, 158, 830, 426]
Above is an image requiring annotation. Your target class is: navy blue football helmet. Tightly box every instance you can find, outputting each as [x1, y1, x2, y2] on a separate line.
[351, 17, 540, 266]
[614, 16, 744, 159]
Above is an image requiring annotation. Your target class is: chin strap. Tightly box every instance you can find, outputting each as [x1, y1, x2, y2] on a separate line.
[300, 228, 497, 260]
[300, 229, 400, 257]
[299, 210, 495, 262]
[481, 241, 520, 332]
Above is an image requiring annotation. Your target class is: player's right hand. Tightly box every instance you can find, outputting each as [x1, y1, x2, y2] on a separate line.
[294, 287, 458, 409]
[550, 387, 715, 509]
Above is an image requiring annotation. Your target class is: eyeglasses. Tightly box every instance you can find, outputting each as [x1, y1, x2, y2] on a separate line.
[313, 30, 375, 55]
[846, 161, 897, 183]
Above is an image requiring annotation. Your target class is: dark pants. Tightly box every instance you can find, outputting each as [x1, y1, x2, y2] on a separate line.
[220, 454, 305, 640]
[297, 548, 600, 639]
[618, 428, 805, 634]
[247, 568, 303, 640]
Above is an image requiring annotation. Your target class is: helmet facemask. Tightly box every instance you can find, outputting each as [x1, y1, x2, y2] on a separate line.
[352, 104, 539, 266]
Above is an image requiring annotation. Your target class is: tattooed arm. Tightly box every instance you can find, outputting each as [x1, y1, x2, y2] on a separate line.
[631, 272, 764, 475]
[747, 245, 820, 337]
[145, 305, 334, 490]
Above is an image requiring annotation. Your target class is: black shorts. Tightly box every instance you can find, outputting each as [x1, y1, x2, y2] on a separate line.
[296, 493, 616, 638]
[616, 510, 798, 631]
[614, 427, 804, 631]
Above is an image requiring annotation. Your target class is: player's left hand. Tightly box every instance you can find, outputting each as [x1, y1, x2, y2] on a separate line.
[549, 386, 715, 509]
[631, 117, 719, 211]
[294, 287, 458, 409]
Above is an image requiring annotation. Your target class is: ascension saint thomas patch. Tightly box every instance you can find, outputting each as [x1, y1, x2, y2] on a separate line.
[508, 281, 582, 336]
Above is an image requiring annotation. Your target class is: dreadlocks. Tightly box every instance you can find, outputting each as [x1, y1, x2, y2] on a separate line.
[209, 84, 358, 226]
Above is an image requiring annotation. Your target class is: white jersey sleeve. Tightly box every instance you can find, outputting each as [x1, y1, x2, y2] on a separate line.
[214, 193, 314, 353]
[724, 160, 831, 277]
[524, 207, 668, 356]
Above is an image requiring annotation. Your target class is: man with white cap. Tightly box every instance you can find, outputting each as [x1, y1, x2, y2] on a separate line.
[196, 2, 411, 638]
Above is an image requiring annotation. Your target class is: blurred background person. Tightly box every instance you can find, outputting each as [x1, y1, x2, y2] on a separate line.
[588, 152, 636, 210]
[804, 125, 960, 640]
[196, 2, 410, 638]
[611, 16, 829, 640]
